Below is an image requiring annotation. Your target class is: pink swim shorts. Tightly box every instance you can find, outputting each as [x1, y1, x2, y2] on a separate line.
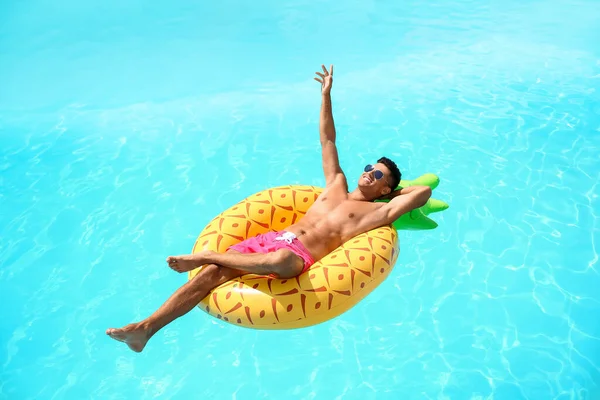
[228, 231, 315, 274]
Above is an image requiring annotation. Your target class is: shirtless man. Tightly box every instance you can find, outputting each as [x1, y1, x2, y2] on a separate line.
[106, 64, 432, 352]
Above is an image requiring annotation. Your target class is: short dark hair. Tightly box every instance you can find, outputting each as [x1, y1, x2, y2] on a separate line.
[378, 156, 401, 189]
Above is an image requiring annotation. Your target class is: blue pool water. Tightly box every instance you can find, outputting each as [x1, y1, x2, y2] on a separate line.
[1, 0, 600, 398]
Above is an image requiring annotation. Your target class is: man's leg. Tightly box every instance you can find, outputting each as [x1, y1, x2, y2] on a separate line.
[167, 248, 304, 278]
[106, 253, 244, 353]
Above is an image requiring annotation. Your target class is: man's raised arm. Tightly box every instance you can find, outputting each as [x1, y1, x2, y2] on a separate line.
[314, 64, 344, 186]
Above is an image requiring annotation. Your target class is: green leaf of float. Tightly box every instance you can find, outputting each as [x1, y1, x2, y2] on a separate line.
[375, 173, 450, 231]
[402, 172, 441, 190]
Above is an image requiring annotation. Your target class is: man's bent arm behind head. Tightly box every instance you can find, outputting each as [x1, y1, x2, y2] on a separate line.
[370, 186, 432, 226]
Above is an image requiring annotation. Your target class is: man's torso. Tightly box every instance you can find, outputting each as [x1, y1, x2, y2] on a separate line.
[286, 177, 386, 261]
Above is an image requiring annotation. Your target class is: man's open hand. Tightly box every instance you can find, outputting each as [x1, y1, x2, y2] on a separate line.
[314, 64, 334, 95]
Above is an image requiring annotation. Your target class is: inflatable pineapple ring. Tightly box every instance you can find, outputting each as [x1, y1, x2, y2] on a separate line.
[188, 173, 448, 329]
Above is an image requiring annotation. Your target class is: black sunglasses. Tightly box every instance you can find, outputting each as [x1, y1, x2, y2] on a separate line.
[364, 164, 385, 180]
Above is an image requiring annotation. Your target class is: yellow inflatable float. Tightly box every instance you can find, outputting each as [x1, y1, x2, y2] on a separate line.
[188, 175, 448, 330]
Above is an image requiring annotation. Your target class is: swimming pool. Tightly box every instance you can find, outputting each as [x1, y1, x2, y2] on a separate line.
[1, 0, 599, 398]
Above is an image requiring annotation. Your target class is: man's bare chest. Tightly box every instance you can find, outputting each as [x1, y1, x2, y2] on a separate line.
[307, 196, 378, 222]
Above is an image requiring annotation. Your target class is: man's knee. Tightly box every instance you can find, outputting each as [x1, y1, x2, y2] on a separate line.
[266, 249, 292, 266]
[267, 250, 303, 278]
[191, 263, 241, 290]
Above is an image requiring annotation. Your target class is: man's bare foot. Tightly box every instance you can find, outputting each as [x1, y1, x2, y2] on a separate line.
[106, 322, 150, 353]
[166, 251, 210, 273]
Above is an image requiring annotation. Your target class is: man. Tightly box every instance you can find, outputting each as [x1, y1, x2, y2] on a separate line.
[106, 64, 432, 352]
